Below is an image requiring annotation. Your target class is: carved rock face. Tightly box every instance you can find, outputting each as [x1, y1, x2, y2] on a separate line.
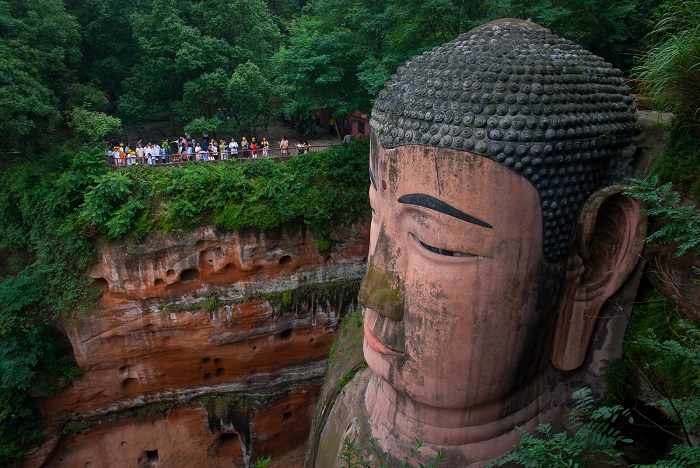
[359, 136, 563, 450]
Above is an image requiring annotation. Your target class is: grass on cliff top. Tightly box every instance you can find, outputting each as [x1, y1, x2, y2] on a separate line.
[79, 139, 369, 243]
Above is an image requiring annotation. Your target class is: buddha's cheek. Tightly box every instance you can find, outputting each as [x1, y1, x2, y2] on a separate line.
[394, 254, 545, 407]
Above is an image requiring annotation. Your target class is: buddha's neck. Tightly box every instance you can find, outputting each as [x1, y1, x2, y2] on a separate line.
[364, 371, 552, 448]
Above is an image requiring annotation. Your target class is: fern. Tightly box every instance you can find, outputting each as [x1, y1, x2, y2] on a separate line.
[623, 176, 700, 257]
[488, 388, 633, 467]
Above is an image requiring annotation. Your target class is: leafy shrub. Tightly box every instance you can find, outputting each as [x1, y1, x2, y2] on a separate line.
[489, 388, 633, 467]
[634, 0, 700, 125]
[623, 175, 700, 257]
[0, 145, 98, 463]
[625, 294, 700, 465]
[634, 0, 700, 196]
[339, 436, 445, 468]
[79, 138, 369, 241]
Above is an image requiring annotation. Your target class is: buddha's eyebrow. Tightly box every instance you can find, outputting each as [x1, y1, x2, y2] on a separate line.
[369, 168, 377, 191]
[398, 193, 493, 229]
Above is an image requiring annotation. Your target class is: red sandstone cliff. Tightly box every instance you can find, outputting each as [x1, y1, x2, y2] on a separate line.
[25, 220, 369, 467]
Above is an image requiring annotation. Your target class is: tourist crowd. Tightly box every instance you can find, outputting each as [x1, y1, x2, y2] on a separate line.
[106, 134, 318, 166]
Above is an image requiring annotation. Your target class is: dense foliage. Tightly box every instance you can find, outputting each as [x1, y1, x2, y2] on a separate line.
[1, 0, 662, 148]
[624, 176, 700, 257]
[635, 0, 700, 197]
[601, 292, 700, 467]
[78, 139, 368, 243]
[0, 142, 102, 463]
[0, 0, 80, 143]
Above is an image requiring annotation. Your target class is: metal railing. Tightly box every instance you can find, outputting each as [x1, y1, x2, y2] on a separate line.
[107, 144, 335, 167]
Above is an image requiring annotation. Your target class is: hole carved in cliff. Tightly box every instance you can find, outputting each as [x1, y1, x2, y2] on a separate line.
[279, 255, 292, 265]
[283, 411, 293, 421]
[216, 368, 225, 376]
[138, 449, 159, 466]
[202, 357, 211, 363]
[204, 372, 212, 379]
[154, 278, 165, 287]
[180, 268, 200, 282]
[214, 358, 221, 365]
[122, 378, 139, 391]
[219, 433, 239, 452]
[93, 277, 109, 293]
[280, 329, 292, 340]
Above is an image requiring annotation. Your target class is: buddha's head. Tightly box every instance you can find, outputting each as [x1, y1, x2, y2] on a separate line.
[358, 19, 645, 456]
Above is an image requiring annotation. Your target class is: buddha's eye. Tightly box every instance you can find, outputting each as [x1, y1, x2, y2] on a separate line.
[371, 208, 379, 216]
[410, 233, 475, 258]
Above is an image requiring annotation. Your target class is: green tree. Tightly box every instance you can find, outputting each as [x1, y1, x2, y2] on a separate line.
[68, 108, 122, 142]
[0, 0, 81, 145]
[483, 0, 660, 71]
[115, 0, 281, 134]
[226, 62, 277, 136]
[118, 0, 200, 125]
[274, 0, 391, 126]
[65, 0, 138, 96]
[274, 0, 655, 126]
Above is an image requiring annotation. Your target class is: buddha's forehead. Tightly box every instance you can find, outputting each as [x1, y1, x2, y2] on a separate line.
[372, 138, 537, 202]
[370, 19, 639, 262]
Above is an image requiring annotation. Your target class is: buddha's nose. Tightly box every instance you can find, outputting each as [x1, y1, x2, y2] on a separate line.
[358, 228, 404, 321]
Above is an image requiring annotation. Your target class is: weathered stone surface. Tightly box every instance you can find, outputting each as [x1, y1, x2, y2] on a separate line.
[27, 220, 369, 467]
[37, 384, 320, 467]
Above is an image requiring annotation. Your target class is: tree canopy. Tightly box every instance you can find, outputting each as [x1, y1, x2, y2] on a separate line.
[0, 0, 662, 145]
[0, 0, 81, 143]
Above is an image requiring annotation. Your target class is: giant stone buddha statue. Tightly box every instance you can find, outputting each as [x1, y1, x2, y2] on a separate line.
[308, 18, 646, 467]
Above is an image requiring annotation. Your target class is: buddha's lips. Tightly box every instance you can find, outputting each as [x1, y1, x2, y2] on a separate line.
[364, 321, 404, 356]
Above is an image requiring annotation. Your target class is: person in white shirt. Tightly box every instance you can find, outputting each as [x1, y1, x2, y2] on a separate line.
[144, 143, 154, 164]
[135, 144, 145, 164]
[210, 139, 218, 161]
[229, 138, 239, 159]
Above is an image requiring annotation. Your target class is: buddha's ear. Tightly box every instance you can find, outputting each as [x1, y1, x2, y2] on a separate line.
[552, 186, 647, 371]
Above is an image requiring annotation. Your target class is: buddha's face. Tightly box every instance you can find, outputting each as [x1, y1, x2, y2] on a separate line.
[360, 136, 566, 410]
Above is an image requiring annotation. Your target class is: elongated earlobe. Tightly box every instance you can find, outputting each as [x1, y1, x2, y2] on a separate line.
[552, 186, 647, 371]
